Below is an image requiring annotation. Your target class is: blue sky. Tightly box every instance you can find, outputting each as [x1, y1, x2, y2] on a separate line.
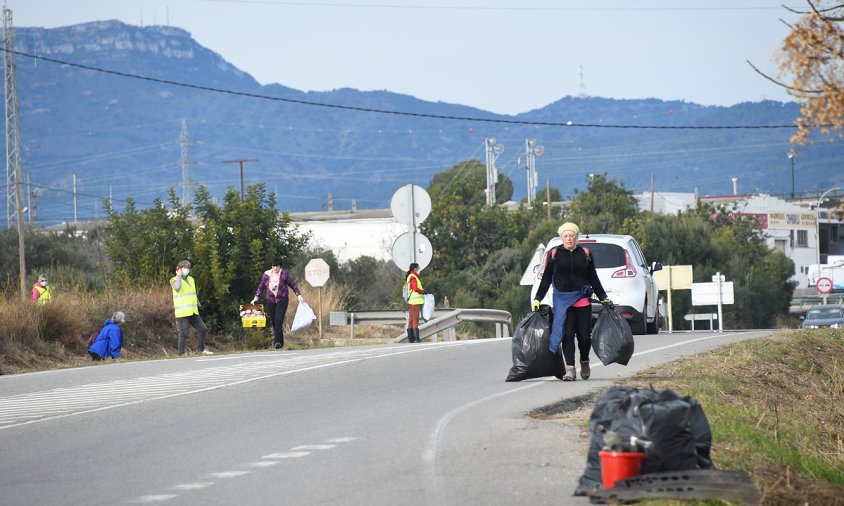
[11, 0, 799, 115]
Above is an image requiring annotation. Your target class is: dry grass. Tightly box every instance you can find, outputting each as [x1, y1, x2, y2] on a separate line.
[0, 283, 398, 374]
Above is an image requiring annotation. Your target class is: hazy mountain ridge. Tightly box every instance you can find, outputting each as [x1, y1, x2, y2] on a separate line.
[8, 20, 842, 226]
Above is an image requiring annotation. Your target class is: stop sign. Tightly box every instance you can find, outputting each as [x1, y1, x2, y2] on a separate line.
[305, 258, 330, 287]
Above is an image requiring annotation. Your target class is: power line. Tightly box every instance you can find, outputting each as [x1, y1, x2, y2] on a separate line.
[1, 47, 805, 131]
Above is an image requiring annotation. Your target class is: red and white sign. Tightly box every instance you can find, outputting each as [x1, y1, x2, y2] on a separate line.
[816, 277, 833, 295]
[305, 258, 330, 287]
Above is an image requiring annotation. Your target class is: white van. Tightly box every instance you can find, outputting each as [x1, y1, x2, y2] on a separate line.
[528, 234, 662, 334]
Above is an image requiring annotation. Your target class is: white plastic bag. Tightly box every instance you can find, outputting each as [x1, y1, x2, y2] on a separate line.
[291, 301, 316, 332]
[422, 294, 435, 321]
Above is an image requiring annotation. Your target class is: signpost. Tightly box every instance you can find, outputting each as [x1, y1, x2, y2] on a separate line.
[691, 272, 734, 332]
[653, 264, 693, 332]
[817, 276, 833, 304]
[305, 258, 330, 338]
[390, 184, 433, 271]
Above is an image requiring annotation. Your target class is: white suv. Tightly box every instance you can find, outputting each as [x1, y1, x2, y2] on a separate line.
[529, 234, 663, 335]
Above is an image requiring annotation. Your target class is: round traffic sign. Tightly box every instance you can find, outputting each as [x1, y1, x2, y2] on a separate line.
[391, 232, 432, 272]
[305, 258, 330, 287]
[816, 276, 833, 294]
[390, 184, 431, 226]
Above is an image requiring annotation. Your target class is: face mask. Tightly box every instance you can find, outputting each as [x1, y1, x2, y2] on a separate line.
[181, 269, 190, 277]
[40, 281, 48, 287]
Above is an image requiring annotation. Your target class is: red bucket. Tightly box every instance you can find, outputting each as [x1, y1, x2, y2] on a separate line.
[598, 450, 645, 488]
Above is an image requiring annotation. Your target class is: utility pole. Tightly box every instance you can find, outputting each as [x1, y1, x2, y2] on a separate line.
[524, 139, 543, 205]
[650, 173, 655, 213]
[484, 138, 503, 207]
[177, 120, 196, 207]
[223, 159, 258, 201]
[73, 173, 78, 223]
[3, 6, 26, 297]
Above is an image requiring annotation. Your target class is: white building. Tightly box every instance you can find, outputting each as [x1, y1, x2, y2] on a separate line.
[289, 209, 405, 264]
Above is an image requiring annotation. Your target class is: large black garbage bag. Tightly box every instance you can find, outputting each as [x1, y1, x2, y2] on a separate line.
[591, 305, 634, 366]
[575, 387, 715, 496]
[505, 306, 566, 382]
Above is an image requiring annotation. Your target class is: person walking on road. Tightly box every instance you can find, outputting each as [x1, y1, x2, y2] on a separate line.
[171, 260, 212, 356]
[251, 257, 304, 349]
[404, 263, 425, 343]
[532, 222, 612, 381]
[31, 273, 52, 304]
[88, 311, 126, 360]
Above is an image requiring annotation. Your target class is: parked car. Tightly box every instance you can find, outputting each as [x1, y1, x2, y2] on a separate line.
[800, 304, 844, 329]
[529, 234, 663, 335]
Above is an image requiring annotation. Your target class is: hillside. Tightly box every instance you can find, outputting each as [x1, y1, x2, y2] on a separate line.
[7, 20, 844, 226]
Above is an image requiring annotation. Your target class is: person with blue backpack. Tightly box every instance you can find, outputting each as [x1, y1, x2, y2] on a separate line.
[532, 222, 613, 381]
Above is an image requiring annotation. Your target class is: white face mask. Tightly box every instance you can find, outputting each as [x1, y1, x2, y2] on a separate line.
[40, 281, 48, 287]
[181, 269, 190, 277]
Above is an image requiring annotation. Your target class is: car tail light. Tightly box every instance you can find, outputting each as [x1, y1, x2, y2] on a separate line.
[611, 250, 637, 278]
[620, 311, 633, 318]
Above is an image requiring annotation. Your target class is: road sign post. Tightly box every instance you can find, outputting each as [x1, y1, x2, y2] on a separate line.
[653, 264, 693, 333]
[817, 276, 833, 305]
[305, 258, 331, 338]
[691, 272, 734, 332]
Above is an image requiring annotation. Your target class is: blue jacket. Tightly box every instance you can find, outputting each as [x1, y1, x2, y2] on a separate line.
[88, 319, 123, 359]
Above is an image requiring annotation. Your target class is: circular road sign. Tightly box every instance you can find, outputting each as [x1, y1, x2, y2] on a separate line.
[391, 232, 432, 272]
[816, 276, 833, 295]
[305, 258, 331, 287]
[390, 184, 431, 226]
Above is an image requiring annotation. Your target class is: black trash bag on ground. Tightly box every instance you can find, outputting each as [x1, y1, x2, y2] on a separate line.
[591, 305, 634, 366]
[574, 386, 715, 496]
[505, 306, 566, 382]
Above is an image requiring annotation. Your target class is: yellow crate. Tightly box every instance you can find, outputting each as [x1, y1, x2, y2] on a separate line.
[239, 304, 266, 328]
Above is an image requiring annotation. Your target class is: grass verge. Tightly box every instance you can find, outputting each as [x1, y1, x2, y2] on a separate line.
[568, 329, 844, 505]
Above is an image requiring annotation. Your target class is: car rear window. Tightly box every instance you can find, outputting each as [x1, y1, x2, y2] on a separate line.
[581, 243, 626, 268]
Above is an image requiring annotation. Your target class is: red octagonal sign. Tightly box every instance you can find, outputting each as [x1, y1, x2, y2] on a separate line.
[816, 277, 833, 295]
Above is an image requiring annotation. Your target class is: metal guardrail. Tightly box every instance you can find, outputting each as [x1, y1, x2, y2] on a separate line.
[789, 293, 843, 313]
[329, 308, 512, 342]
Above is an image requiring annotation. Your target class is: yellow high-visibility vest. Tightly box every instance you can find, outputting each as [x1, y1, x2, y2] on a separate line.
[171, 275, 199, 317]
[406, 273, 425, 305]
[33, 284, 52, 304]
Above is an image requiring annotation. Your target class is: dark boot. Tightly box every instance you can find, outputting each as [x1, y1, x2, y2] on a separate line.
[406, 328, 414, 343]
[413, 328, 421, 343]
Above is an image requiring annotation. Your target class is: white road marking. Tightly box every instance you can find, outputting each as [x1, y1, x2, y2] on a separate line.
[209, 471, 250, 479]
[262, 451, 310, 459]
[129, 494, 178, 503]
[245, 461, 280, 468]
[171, 482, 213, 490]
[291, 444, 335, 450]
[324, 436, 357, 443]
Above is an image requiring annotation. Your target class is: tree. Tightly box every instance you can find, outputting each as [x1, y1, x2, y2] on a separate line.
[775, 1, 844, 144]
[568, 174, 638, 234]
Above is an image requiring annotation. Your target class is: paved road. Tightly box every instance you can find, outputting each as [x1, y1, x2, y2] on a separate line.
[0, 330, 772, 505]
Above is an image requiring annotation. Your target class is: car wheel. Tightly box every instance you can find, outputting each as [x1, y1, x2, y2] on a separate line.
[630, 299, 647, 335]
[646, 316, 659, 334]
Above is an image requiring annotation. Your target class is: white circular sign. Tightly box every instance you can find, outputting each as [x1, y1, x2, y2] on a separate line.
[305, 258, 330, 287]
[391, 232, 433, 272]
[816, 277, 833, 295]
[390, 184, 431, 226]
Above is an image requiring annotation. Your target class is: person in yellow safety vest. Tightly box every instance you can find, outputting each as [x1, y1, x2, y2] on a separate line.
[31, 273, 52, 304]
[404, 263, 426, 343]
[170, 260, 212, 356]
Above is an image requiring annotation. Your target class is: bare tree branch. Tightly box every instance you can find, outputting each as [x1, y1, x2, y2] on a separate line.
[746, 60, 823, 93]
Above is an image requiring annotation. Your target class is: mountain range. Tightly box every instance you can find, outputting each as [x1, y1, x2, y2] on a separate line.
[6, 20, 843, 227]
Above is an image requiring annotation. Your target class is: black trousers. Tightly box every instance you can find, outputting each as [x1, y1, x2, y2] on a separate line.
[563, 305, 592, 366]
[267, 298, 290, 347]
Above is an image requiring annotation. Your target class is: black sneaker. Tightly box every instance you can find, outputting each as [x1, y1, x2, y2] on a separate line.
[274, 342, 283, 349]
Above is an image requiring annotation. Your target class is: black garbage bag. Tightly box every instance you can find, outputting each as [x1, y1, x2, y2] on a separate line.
[505, 306, 566, 382]
[591, 305, 634, 366]
[574, 387, 715, 496]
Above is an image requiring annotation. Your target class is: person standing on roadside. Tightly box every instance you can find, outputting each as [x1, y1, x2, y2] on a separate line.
[171, 260, 213, 356]
[532, 222, 612, 381]
[31, 273, 52, 304]
[88, 311, 126, 361]
[251, 257, 304, 350]
[404, 263, 425, 343]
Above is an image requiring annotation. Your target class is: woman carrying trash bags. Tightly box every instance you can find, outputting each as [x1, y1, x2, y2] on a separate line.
[252, 257, 305, 350]
[532, 222, 613, 381]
